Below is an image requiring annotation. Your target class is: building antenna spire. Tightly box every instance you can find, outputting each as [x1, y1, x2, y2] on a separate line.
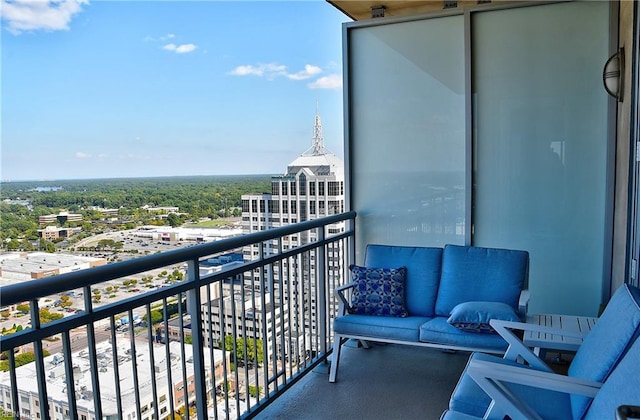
[311, 101, 326, 155]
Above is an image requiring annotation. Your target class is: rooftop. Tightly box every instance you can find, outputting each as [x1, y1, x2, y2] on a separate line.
[1, 338, 222, 417]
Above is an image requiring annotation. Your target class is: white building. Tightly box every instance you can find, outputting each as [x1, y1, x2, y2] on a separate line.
[201, 291, 285, 359]
[240, 110, 345, 361]
[0, 339, 226, 420]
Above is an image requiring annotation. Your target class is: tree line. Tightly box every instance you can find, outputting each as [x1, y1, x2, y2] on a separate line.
[0, 175, 271, 249]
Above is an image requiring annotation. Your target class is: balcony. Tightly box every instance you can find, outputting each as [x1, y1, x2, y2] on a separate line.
[256, 341, 470, 419]
[2, 1, 638, 419]
[0, 212, 358, 419]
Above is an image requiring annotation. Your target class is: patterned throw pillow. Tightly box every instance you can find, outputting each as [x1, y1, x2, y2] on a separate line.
[349, 265, 408, 317]
[447, 301, 520, 333]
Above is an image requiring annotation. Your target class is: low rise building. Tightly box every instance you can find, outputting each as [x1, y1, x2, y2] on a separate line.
[0, 339, 227, 420]
[38, 225, 81, 241]
[38, 211, 83, 225]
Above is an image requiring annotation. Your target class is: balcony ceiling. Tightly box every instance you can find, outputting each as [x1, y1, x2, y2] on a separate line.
[327, 0, 513, 21]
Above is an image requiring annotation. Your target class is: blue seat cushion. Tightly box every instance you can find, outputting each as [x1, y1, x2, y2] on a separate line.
[439, 409, 482, 420]
[435, 245, 528, 317]
[450, 353, 572, 419]
[568, 284, 640, 419]
[334, 314, 431, 342]
[419, 318, 508, 351]
[365, 244, 443, 317]
[583, 335, 640, 420]
[449, 353, 506, 417]
[448, 284, 640, 419]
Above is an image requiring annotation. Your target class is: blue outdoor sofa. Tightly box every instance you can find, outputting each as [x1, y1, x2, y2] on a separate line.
[329, 244, 530, 383]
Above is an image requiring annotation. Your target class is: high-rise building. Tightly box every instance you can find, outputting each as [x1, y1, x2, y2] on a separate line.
[239, 110, 345, 361]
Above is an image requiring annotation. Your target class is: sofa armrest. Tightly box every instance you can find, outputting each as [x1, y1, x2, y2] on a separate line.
[518, 289, 530, 318]
[334, 282, 356, 315]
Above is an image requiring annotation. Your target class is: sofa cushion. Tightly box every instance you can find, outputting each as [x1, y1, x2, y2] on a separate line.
[447, 301, 520, 333]
[365, 244, 443, 317]
[334, 314, 431, 342]
[349, 265, 408, 317]
[435, 244, 528, 317]
[568, 283, 640, 419]
[419, 318, 508, 352]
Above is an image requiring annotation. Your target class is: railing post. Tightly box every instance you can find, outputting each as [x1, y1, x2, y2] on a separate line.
[348, 215, 356, 272]
[186, 258, 208, 420]
[317, 227, 328, 362]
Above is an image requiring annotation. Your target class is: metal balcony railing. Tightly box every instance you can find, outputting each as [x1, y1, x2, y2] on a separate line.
[0, 211, 356, 420]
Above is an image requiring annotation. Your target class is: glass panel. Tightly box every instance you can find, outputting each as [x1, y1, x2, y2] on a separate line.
[472, 2, 609, 316]
[348, 15, 466, 258]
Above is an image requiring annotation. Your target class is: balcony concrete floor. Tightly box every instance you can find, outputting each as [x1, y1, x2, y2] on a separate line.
[256, 342, 470, 420]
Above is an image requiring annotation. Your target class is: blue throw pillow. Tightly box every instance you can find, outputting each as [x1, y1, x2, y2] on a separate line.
[349, 265, 408, 317]
[447, 301, 520, 333]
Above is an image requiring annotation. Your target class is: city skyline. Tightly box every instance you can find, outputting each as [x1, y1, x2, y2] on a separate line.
[1, 1, 349, 181]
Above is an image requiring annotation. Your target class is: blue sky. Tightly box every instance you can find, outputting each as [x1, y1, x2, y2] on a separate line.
[1, 0, 350, 181]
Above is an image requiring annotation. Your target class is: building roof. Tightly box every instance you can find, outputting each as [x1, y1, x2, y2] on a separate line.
[286, 153, 344, 179]
[0, 339, 222, 417]
[282, 109, 344, 179]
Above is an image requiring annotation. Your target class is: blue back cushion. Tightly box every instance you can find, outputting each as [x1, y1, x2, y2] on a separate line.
[583, 331, 640, 420]
[364, 245, 443, 317]
[435, 244, 529, 317]
[568, 284, 640, 419]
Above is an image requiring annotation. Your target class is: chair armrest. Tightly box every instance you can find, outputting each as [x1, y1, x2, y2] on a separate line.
[518, 289, 530, 318]
[492, 319, 589, 339]
[467, 358, 601, 420]
[334, 282, 356, 315]
[489, 319, 587, 371]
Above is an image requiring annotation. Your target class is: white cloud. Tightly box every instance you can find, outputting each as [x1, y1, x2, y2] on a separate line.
[287, 64, 322, 81]
[308, 74, 342, 90]
[163, 43, 197, 54]
[1, 0, 88, 35]
[228, 63, 287, 78]
[75, 151, 91, 158]
[229, 63, 325, 83]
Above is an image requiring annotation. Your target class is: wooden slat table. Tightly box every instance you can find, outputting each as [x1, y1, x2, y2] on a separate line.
[523, 313, 597, 355]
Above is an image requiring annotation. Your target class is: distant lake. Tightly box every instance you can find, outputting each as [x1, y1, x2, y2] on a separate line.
[29, 186, 62, 192]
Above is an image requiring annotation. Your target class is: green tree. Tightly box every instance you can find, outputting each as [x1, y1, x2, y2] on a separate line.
[0, 350, 50, 372]
[0, 406, 15, 419]
[39, 308, 63, 324]
[166, 213, 182, 227]
[220, 335, 264, 365]
[248, 385, 263, 398]
[39, 238, 55, 253]
[143, 310, 163, 324]
[59, 295, 73, 309]
[21, 239, 35, 251]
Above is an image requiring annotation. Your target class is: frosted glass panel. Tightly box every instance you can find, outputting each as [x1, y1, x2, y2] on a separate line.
[472, 2, 609, 316]
[348, 16, 465, 256]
